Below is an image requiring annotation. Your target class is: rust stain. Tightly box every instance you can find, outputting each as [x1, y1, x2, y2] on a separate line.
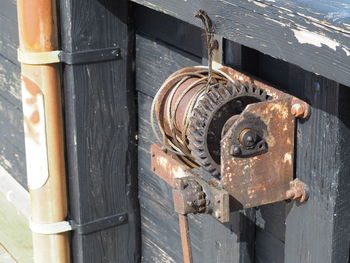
[30, 110, 40, 124]
[151, 144, 191, 188]
[221, 93, 301, 210]
[22, 76, 44, 144]
[19, 0, 57, 51]
[23, 76, 41, 96]
[178, 214, 193, 263]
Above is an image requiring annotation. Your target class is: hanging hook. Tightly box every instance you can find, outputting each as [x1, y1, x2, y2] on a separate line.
[195, 10, 219, 87]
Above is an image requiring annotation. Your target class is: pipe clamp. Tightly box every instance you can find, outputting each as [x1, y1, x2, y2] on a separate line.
[30, 219, 72, 235]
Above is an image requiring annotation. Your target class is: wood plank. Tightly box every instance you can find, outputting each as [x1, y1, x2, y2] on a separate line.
[0, 57, 21, 104]
[284, 69, 350, 262]
[0, 97, 26, 187]
[59, 1, 139, 262]
[0, 244, 16, 263]
[131, 0, 350, 87]
[0, 191, 32, 263]
[135, 35, 201, 98]
[259, 0, 350, 31]
[255, 231, 285, 263]
[0, 165, 29, 219]
[0, 0, 19, 64]
[133, 4, 202, 58]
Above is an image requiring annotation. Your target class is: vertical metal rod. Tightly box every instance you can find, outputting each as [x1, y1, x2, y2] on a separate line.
[178, 214, 193, 263]
[16, 1, 70, 262]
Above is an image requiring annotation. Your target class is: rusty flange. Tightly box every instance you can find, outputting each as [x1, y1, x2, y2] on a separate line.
[219, 79, 310, 210]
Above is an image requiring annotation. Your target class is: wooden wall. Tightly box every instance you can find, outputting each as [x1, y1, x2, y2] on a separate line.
[1, 0, 350, 262]
[0, 0, 26, 187]
[134, 3, 350, 263]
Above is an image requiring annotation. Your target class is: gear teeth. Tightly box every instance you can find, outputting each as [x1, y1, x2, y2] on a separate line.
[206, 93, 219, 105]
[187, 79, 268, 177]
[199, 99, 213, 111]
[193, 150, 208, 158]
[219, 86, 231, 97]
[187, 132, 203, 143]
[190, 140, 205, 149]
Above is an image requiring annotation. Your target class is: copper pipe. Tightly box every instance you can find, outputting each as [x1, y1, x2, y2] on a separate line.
[17, 0, 70, 262]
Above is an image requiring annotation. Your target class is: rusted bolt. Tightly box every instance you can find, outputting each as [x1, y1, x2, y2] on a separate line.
[291, 101, 310, 119]
[291, 103, 305, 118]
[286, 179, 309, 203]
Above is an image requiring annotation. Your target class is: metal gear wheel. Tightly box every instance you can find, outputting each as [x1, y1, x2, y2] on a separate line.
[187, 80, 270, 177]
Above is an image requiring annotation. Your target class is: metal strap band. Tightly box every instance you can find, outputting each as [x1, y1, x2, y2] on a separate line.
[18, 49, 60, 65]
[29, 212, 128, 235]
[30, 220, 72, 235]
[17, 47, 120, 65]
[71, 212, 128, 235]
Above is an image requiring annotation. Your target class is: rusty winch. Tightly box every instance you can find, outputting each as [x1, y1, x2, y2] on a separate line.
[149, 10, 310, 263]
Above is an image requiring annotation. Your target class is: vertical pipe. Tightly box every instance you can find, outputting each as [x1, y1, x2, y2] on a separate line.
[16, 0, 70, 262]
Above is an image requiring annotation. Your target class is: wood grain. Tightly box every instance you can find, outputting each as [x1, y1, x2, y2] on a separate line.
[131, 0, 350, 88]
[284, 70, 350, 263]
[59, 1, 140, 262]
[0, 0, 26, 188]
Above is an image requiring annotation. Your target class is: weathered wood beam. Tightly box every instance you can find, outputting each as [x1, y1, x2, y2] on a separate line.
[284, 72, 350, 263]
[131, 0, 350, 87]
[59, 1, 140, 262]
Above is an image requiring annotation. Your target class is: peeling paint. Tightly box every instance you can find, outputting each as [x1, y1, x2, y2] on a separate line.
[252, 1, 268, 8]
[265, 16, 286, 27]
[292, 28, 339, 50]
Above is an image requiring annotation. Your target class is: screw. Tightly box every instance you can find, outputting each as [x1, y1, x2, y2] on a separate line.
[291, 103, 306, 118]
[286, 187, 309, 203]
[118, 215, 125, 222]
[313, 81, 320, 92]
[246, 135, 254, 143]
[112, 49, 120, 57]
[230, 145, 241, 156]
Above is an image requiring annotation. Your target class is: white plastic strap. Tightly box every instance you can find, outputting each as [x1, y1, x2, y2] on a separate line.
[30, 219, 72, 235]
[17, 49, 61, 65]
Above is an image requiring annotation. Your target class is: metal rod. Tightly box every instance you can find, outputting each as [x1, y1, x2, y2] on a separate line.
[178, 214, 193, 263]
[16, 0, 70, 262]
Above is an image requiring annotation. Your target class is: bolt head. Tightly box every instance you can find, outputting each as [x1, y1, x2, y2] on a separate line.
[246, 135, 254, 142]
[291, 103, 305, 118]
[230, 145, 241, 156]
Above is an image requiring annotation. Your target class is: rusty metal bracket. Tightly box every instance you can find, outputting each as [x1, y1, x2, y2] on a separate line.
[220, 79, 310, 210]
[151, 144, 230, 263]
[151, 144, 230, 223]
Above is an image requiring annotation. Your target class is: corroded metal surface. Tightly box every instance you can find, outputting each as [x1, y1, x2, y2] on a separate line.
[151, 144, 230, 222]
[221, 97, 297, 210]
[286, 179, 309, 202]
[178, 214, 193, 263]
[150, 144, 189, 187]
